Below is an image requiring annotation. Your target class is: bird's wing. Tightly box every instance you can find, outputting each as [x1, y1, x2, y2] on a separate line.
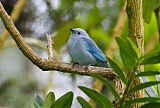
[80, 37, 107, 62]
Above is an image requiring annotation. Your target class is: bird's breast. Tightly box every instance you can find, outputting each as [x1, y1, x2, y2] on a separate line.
[67, 37, 96, 65]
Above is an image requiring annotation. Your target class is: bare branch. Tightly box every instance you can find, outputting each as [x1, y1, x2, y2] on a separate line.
[47, 34, 54, 60]
[45, 34, 54, 96]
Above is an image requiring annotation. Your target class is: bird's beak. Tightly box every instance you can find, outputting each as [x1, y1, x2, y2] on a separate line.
[69, 28, 75, 34]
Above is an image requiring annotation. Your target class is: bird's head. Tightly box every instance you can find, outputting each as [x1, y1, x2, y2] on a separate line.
[69, 28, 89, 37]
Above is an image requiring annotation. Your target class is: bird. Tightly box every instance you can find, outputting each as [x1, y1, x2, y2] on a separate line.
[67, 28, 108, 68]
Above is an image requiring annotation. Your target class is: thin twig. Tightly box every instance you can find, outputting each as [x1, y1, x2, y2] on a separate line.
[45, 34, 54, 96]
[47, 34, 54, 60]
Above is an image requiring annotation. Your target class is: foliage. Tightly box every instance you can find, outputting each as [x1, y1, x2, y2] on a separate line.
[34, 91, 73, 108]
[43, 92, 55, 108]
[140, 50, 160, 65]
[77, 96, 92, 108]
[34, 95, 44, 108]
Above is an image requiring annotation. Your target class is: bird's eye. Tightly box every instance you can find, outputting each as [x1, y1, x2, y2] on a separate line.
[77, 32, 81, 35]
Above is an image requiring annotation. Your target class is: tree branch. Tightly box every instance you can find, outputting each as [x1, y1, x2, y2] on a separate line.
[44, 34, 54, 96]
[0, 2, 117, 80]
[126, 0, 144, 107]
[47, 34, 54, 60]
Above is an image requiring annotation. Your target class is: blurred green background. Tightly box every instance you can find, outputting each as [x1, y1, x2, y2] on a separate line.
[0, 0, 159, 107]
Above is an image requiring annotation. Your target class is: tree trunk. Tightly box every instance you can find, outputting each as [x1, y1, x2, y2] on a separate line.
[126, 0, 144, 107]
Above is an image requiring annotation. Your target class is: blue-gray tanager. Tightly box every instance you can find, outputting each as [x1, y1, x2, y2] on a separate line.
[67, 28, 108, 68]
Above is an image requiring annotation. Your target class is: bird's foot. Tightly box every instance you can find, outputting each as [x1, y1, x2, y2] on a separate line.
[84, 64, 91, 71]
[72, 63, 79, 69]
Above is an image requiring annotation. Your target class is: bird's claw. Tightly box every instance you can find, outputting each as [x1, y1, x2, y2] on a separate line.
[84, 64, 91, 71]
[72, 63, 79, 69]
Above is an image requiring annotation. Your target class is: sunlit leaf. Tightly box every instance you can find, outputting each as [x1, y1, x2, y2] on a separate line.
[127, 81, 160, 96]
[116, 37, 138, 70]
[34, 94, 44, 108]
[77, 96, 92, 108]
[79, 86, 113, 108]
[108, 58, 127, 85]
[91, 74, 121, 100]
[51, 91, 73, 108]
[44, 92, 55, 108]
[124, 97, 160, 107]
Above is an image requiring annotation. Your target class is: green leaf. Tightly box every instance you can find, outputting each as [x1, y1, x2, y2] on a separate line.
[140, 50, 160, 65]
[127, 81, 160, 96]
[34, 94, 44, 108]
[51, 91, 73, 108]
[140, 102, 160, 108]
[77, 96, 92, 108]
[79, 86, 113, 108]
[43, 92, 55, 108]
[116, 37, 138, 70]
[108, 58, 127, 85]
[91, 74, 121, 100]
[136, 71, 160, 77]
[143, 0, 160, 23]
[124, 97, 160, 107]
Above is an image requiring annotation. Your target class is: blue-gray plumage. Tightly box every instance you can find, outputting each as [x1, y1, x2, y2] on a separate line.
[67, 28, 108, 68]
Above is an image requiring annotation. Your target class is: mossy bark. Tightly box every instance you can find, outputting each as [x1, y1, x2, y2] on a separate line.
[126, 0, 144, 107]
